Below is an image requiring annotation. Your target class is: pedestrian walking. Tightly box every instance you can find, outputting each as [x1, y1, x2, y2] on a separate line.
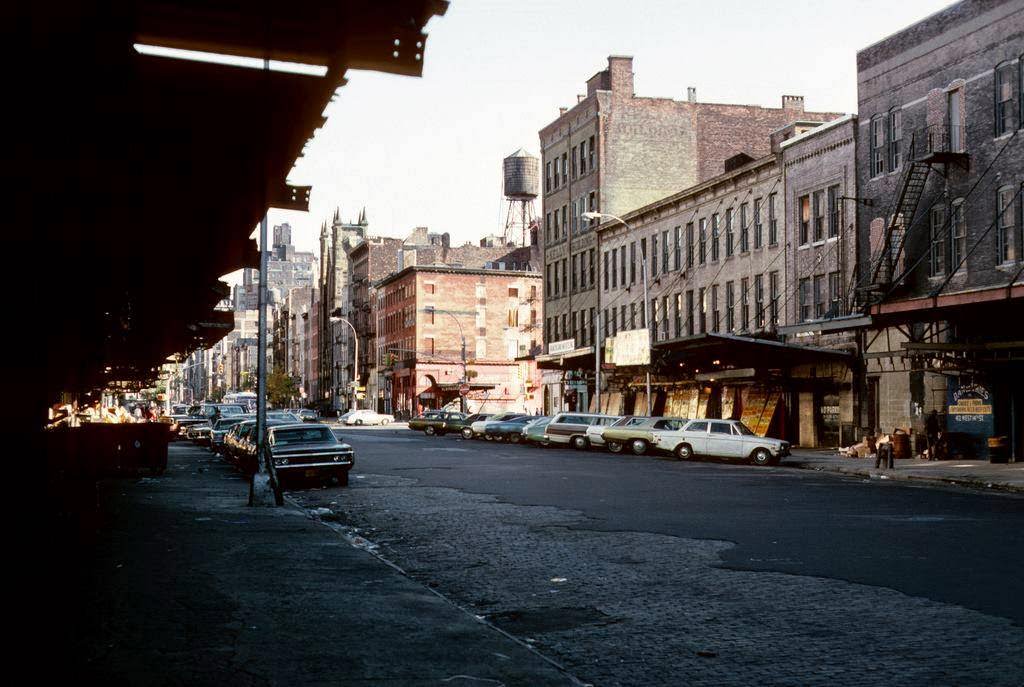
[925, 410, 940, 461]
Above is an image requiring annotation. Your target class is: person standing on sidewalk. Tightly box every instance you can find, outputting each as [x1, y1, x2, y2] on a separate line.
[876, 433, 894, 470]
[925, 410, 940, 461]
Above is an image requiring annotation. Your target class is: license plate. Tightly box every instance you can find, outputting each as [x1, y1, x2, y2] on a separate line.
[304, 469, 318, 477]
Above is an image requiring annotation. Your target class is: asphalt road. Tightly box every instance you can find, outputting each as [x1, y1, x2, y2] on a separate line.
[297, 426, 1024, 686]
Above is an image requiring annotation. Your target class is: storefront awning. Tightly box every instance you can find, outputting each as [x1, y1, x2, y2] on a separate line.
[536, 346, 595, 370]
[653, 333, 851, 369]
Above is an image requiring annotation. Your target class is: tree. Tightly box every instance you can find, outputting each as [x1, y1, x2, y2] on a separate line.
[266, 371, 299, 408]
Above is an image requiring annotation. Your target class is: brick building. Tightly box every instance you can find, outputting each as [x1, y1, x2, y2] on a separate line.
[853, 0, 1024, 459]
[777, 115, 862, 447]
[539, 55, 842, 413]
[375, 265, 543, 417]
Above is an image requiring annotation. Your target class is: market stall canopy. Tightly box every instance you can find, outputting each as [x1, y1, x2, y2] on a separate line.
[653, 333, 851, 370]
[31, 0, 448, 398]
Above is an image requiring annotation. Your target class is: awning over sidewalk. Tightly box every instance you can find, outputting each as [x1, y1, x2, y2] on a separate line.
[653, 333, 851, 369]
[536, 346, 595, 370]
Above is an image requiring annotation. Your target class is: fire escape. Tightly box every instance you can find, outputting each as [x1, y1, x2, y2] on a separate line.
[861, 124, 969, 305]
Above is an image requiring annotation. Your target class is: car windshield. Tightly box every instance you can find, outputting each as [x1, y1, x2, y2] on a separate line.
[528, 417, 551, 427]
[734, 422, 755, 436]
[213, 418, 244, 430]
[268, 412, 300, 422]
[272, 426, 334, 445]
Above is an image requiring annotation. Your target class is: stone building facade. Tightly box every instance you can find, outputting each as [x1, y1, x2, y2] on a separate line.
[854, 0, 1023, 458]
[375, 266, 543, 417]
[538, 55, 842, 414]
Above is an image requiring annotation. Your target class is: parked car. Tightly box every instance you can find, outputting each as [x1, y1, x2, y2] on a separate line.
[225, 419, 293, 471]
[269, 423, 354, 486]
[408, 410, 446, 431]
[344, 409, 395, 426]
[416, 411, 468, 435]
[653, 419, 790, 465]
[483, 415, 535, 442]
[469, 412, 527, 438]
[298, 409, 319, 423]
[542, 413, 619, 449]
[189, 422, 214, 446]
[210, 416, 249, 454]
[582, 415, 625, 449]
[447, 413, 493, 439]
[267, 411, 302, 423]
[603, 417, 688, 455]
[522, 416, 552, 445]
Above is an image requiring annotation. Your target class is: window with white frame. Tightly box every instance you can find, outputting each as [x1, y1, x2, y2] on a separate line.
[929, 204, 946, 277]
[950, 199, 967, 271]
[997, 185, 1018, 263]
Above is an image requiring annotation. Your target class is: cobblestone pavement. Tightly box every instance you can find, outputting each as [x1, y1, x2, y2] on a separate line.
[291, 464, 1024, 687]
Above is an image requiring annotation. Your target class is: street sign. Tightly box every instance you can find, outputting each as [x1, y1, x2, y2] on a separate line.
[458, 383, 471, 396]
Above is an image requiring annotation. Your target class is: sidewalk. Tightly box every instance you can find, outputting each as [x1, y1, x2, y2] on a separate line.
[783, 448, 1024, 494]
[66, 443, 579, 686]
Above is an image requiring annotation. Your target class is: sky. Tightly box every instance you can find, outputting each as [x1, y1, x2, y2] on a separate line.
[231, 0, 954, 280]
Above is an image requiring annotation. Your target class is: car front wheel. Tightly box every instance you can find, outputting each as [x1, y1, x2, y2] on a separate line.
[424, 426, 436, 436]
[630, 439, 648, 456]
[607, 441, 624, 454]
[674, 443, 693, 461]
[461, 428, 473, 439]
[751, 448, 774, 466]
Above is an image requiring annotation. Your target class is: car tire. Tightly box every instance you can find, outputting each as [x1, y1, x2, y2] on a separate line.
[751, 448, 773, 466]
[630, 439, 649, 456]
[674, 443, 693, 461]
[425, 426, 436, 436]
[607, 441, 624, 454]
[572, 435, 589, 451]
[382, 419, 390, 425]
[508, 433, 522, 444]
[461, 428, 473, 439]
[495, 434, 506, 442]
[355, 419, 363, 426]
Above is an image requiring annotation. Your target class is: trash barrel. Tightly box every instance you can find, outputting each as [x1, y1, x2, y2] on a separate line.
[892, 432, 911, 460]
[988, 436, 1009, 464]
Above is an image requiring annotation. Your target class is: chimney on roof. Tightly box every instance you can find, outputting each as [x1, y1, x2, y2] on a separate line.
[577, 94, 585, 103]
[607, 55, 634, 97]
[559, 106, 569, 116]
[687, 86, 697, 103]
[782, 95, 805, 112]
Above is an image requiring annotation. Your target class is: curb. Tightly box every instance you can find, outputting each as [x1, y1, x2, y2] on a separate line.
[785, 460, 1024, 495]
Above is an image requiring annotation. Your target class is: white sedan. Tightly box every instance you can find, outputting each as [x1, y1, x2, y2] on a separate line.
[343, 409, 395, 426]
[654, 419, 789, 465]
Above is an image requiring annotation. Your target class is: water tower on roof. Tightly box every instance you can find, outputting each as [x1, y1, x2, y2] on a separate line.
[502, 148, 539, 246]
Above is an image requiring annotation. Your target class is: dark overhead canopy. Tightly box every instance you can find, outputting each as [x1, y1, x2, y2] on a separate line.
[653, 333, 851, 370]
[30, 0, 447, 398]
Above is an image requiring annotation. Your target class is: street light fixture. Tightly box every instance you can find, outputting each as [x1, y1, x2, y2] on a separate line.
[583, 211, 652, 415]
[329, 312, 359, 412]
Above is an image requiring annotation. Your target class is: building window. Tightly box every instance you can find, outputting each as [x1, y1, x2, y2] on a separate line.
[798, 195, 811, 245]
[950, 199, 967, 271]
[686, 290, 695, 336]
[561, 206, 568, 238]
[827, 185, 841, 238]
[662, 230, 670, 273]
[813, 274, 826, 319]
[711, 214, 720, 261]
[588, 135, 595, 170]
[813, 190, 825, 242]
[929, 204, 946, 276]
[799, 278, 811, 322]
[870, 114, 886, 176]
[621, 248, 627, 288]
[769, 193, 778, 245]
[651, 234, 658, 278]
[561, 153, 567, 185]
[674, 293, 682, 337]
[571, 146, 578, 179]
[888, 107, 902, 171]
[571, 254, 578, 291]
[580, 139, 587, 175]
[546, 264, 552, 295]
[725, 281, 735, 332]
[828, 271, 842, 318]
[754, 275, 765, 328]
[630, 242, 637, 284]
[686, 222, 695, 268]
[995, 60, 1017, 137]
[740, 277, 749, 330]
[739, 203, 749, 252]
[561, 258, 567, 293]
[426, 305, 435, 324]
[997, 185, 1018, 263]
[545, 161, 551, 193]
[545, 212, 552, 243]
[589, 248, 595, 286]
[753, 198, 763, 249]
[711, 285, 720, 332]
[604, 251, 610, 290]
[769, 271, 779, 325]
[725, 208, 735, 257]
[698, 288, 707, 333]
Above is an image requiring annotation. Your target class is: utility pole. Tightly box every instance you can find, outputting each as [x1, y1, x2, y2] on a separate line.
[251, 211, 281, 506]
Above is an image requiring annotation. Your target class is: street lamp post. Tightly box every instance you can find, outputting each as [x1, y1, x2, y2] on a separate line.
[437, 310, 469, 413]
[329, 311, 359, 412]
[583, 211, 652, 415]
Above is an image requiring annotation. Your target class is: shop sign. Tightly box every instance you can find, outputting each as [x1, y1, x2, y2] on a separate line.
[549, 339, 576, 355]
[946, 380, 993, 459]
[612, 329, 651, 366]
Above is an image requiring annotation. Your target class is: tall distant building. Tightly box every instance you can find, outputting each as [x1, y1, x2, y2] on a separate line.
[232, 222, 316, 311]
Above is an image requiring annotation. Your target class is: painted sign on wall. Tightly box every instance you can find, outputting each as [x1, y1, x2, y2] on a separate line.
[946, 380, 993, 459]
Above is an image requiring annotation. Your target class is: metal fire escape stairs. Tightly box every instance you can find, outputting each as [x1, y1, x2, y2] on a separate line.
[861, 125, 970, 306]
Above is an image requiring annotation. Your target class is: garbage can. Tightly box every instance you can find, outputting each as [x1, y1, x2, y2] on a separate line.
[988, 436, 1009, 464]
